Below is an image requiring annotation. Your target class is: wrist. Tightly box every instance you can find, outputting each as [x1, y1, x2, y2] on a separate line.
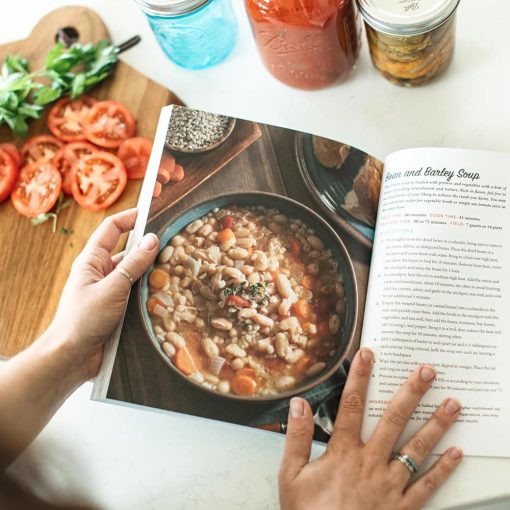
[37, 323, 91, 388]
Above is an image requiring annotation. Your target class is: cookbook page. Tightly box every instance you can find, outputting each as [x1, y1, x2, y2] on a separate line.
[361, 147, 510, 457]
[94, 105, 382, 443]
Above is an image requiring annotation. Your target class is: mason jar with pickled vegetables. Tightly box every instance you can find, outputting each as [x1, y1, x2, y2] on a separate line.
[357, 0, 460, 86]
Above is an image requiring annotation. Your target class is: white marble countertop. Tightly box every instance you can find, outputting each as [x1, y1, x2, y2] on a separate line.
[3, 1, 510, 508]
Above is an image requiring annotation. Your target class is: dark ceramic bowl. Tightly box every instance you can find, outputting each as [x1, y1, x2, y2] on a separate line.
[138, 192, 358, 402]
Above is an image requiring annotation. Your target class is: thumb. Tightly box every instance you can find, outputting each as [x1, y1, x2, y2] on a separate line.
[279, 397, 314, 486]
[107, 233, 159, 291]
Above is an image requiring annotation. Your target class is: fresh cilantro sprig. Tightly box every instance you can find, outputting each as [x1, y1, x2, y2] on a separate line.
[0, 40, 119, 138]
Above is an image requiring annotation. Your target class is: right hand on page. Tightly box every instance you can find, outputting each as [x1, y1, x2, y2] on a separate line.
[278, 348, 463, 510]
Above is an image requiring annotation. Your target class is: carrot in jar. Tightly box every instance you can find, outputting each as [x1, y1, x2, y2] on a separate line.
[174, 347, 197, 375]
[149, 268, 169, 289]
[217, 228, 234, 243]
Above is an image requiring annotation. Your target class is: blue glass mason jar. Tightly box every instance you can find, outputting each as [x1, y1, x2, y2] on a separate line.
[135, 0, 238, 70]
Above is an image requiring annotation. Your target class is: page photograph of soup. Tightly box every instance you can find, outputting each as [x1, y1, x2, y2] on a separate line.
[100, 107, 374, 441]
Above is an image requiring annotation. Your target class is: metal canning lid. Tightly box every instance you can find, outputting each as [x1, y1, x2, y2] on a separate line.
[357, 0, 460, 35]
[134, 0, 210, 17]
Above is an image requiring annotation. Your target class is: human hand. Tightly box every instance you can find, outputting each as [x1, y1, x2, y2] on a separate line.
[50, 208, 159, 382]
[279, 349, 463, 510]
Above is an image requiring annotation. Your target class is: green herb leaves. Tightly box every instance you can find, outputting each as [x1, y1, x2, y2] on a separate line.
[0, 40, 119, 138]
[222, 281, 269, 305]
[30, 192, 73, 233]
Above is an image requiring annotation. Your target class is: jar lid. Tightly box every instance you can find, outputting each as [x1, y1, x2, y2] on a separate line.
[134, 0, 210, 16]
[357, 0, 460, 35]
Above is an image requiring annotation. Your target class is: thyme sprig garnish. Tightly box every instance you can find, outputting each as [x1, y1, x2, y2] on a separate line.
[221, 281, 269, 305]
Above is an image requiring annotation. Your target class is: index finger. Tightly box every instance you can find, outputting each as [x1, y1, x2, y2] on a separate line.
[85, 208, 138, 253]
[327, 348, 374, 453]
[367, 365, 436, 459]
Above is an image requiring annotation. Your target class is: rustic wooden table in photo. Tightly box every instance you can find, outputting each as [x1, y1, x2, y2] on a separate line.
[107, 123, 371, 423]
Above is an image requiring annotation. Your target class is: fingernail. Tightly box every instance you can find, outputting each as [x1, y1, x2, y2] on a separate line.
[420, 365, 436, 382]
[443, 398, 461, 415]
[360, 348, 373, 363]
[289, 398, 304, 419]
[448, 447, 463, 460]
[140, 233, 158, 251]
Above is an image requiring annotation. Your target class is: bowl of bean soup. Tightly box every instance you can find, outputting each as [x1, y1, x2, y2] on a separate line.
[139, 192, 358, 402]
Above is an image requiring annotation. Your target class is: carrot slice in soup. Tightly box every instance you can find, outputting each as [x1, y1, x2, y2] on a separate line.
[288, 236, 301, 256]
[292, 299, 313, 320]
[175, 348, 197, 375]
[217, 228, 234, 243]
[232, 374, 257, 396]
[147, 296, 165, 314]
[301, 275, 315, 290]
[149, 268, 169, 289]
[294, 355, 312, 373]
[227, 295, 252, 308]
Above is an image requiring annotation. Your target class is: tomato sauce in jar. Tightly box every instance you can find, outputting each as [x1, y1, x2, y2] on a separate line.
[245, 0, 360, 90]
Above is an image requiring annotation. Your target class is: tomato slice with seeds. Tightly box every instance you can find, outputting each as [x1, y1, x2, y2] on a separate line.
[0, 143, 21, 168]
[0, 148, 18, 202]
[20, 135, 64, 166]
[47, 95, 96, 142]
[52, 142, 98, 195]
[117, 137, 153, 179]
[11, 162, 61, 217]
[84, 100, 136, 149]
[71, 151, 127, 211]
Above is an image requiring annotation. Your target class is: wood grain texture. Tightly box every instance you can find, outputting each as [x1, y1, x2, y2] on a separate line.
[150, 120, 262, 222]
[106, 124, 371, 418]
[0, 6, 183, 358]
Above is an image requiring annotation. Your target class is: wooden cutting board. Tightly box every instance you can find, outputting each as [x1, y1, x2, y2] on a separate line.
[0, 6, 184, 358]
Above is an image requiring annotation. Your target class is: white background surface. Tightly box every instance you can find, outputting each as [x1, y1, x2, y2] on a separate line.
[2, 1, 510, 509]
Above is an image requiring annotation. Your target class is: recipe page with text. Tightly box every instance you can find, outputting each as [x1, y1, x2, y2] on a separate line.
[361, 148, 510, 457]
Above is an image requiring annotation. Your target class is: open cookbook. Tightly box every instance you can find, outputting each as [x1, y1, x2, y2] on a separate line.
[93, 105, 510, 458]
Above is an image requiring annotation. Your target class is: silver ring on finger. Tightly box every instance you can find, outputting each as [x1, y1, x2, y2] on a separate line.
[391, 452, 418, 475]
[116, 267, 134, 285]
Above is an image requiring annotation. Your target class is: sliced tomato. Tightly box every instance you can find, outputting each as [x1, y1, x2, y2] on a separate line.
[0, 143, 21, 168]
[47, 95, 96, 142]
[117, 137, 152, 179]
[71, 151, 127, 211]
[52, 142, 97, 195]
[0, 148, 18, 202]
[20, 135, 64, 166]
[11, 162, 61, 217]
[84, 100, 136, 149]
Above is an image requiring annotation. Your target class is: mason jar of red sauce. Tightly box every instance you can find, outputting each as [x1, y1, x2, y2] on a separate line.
[245, 0, 360, 90]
